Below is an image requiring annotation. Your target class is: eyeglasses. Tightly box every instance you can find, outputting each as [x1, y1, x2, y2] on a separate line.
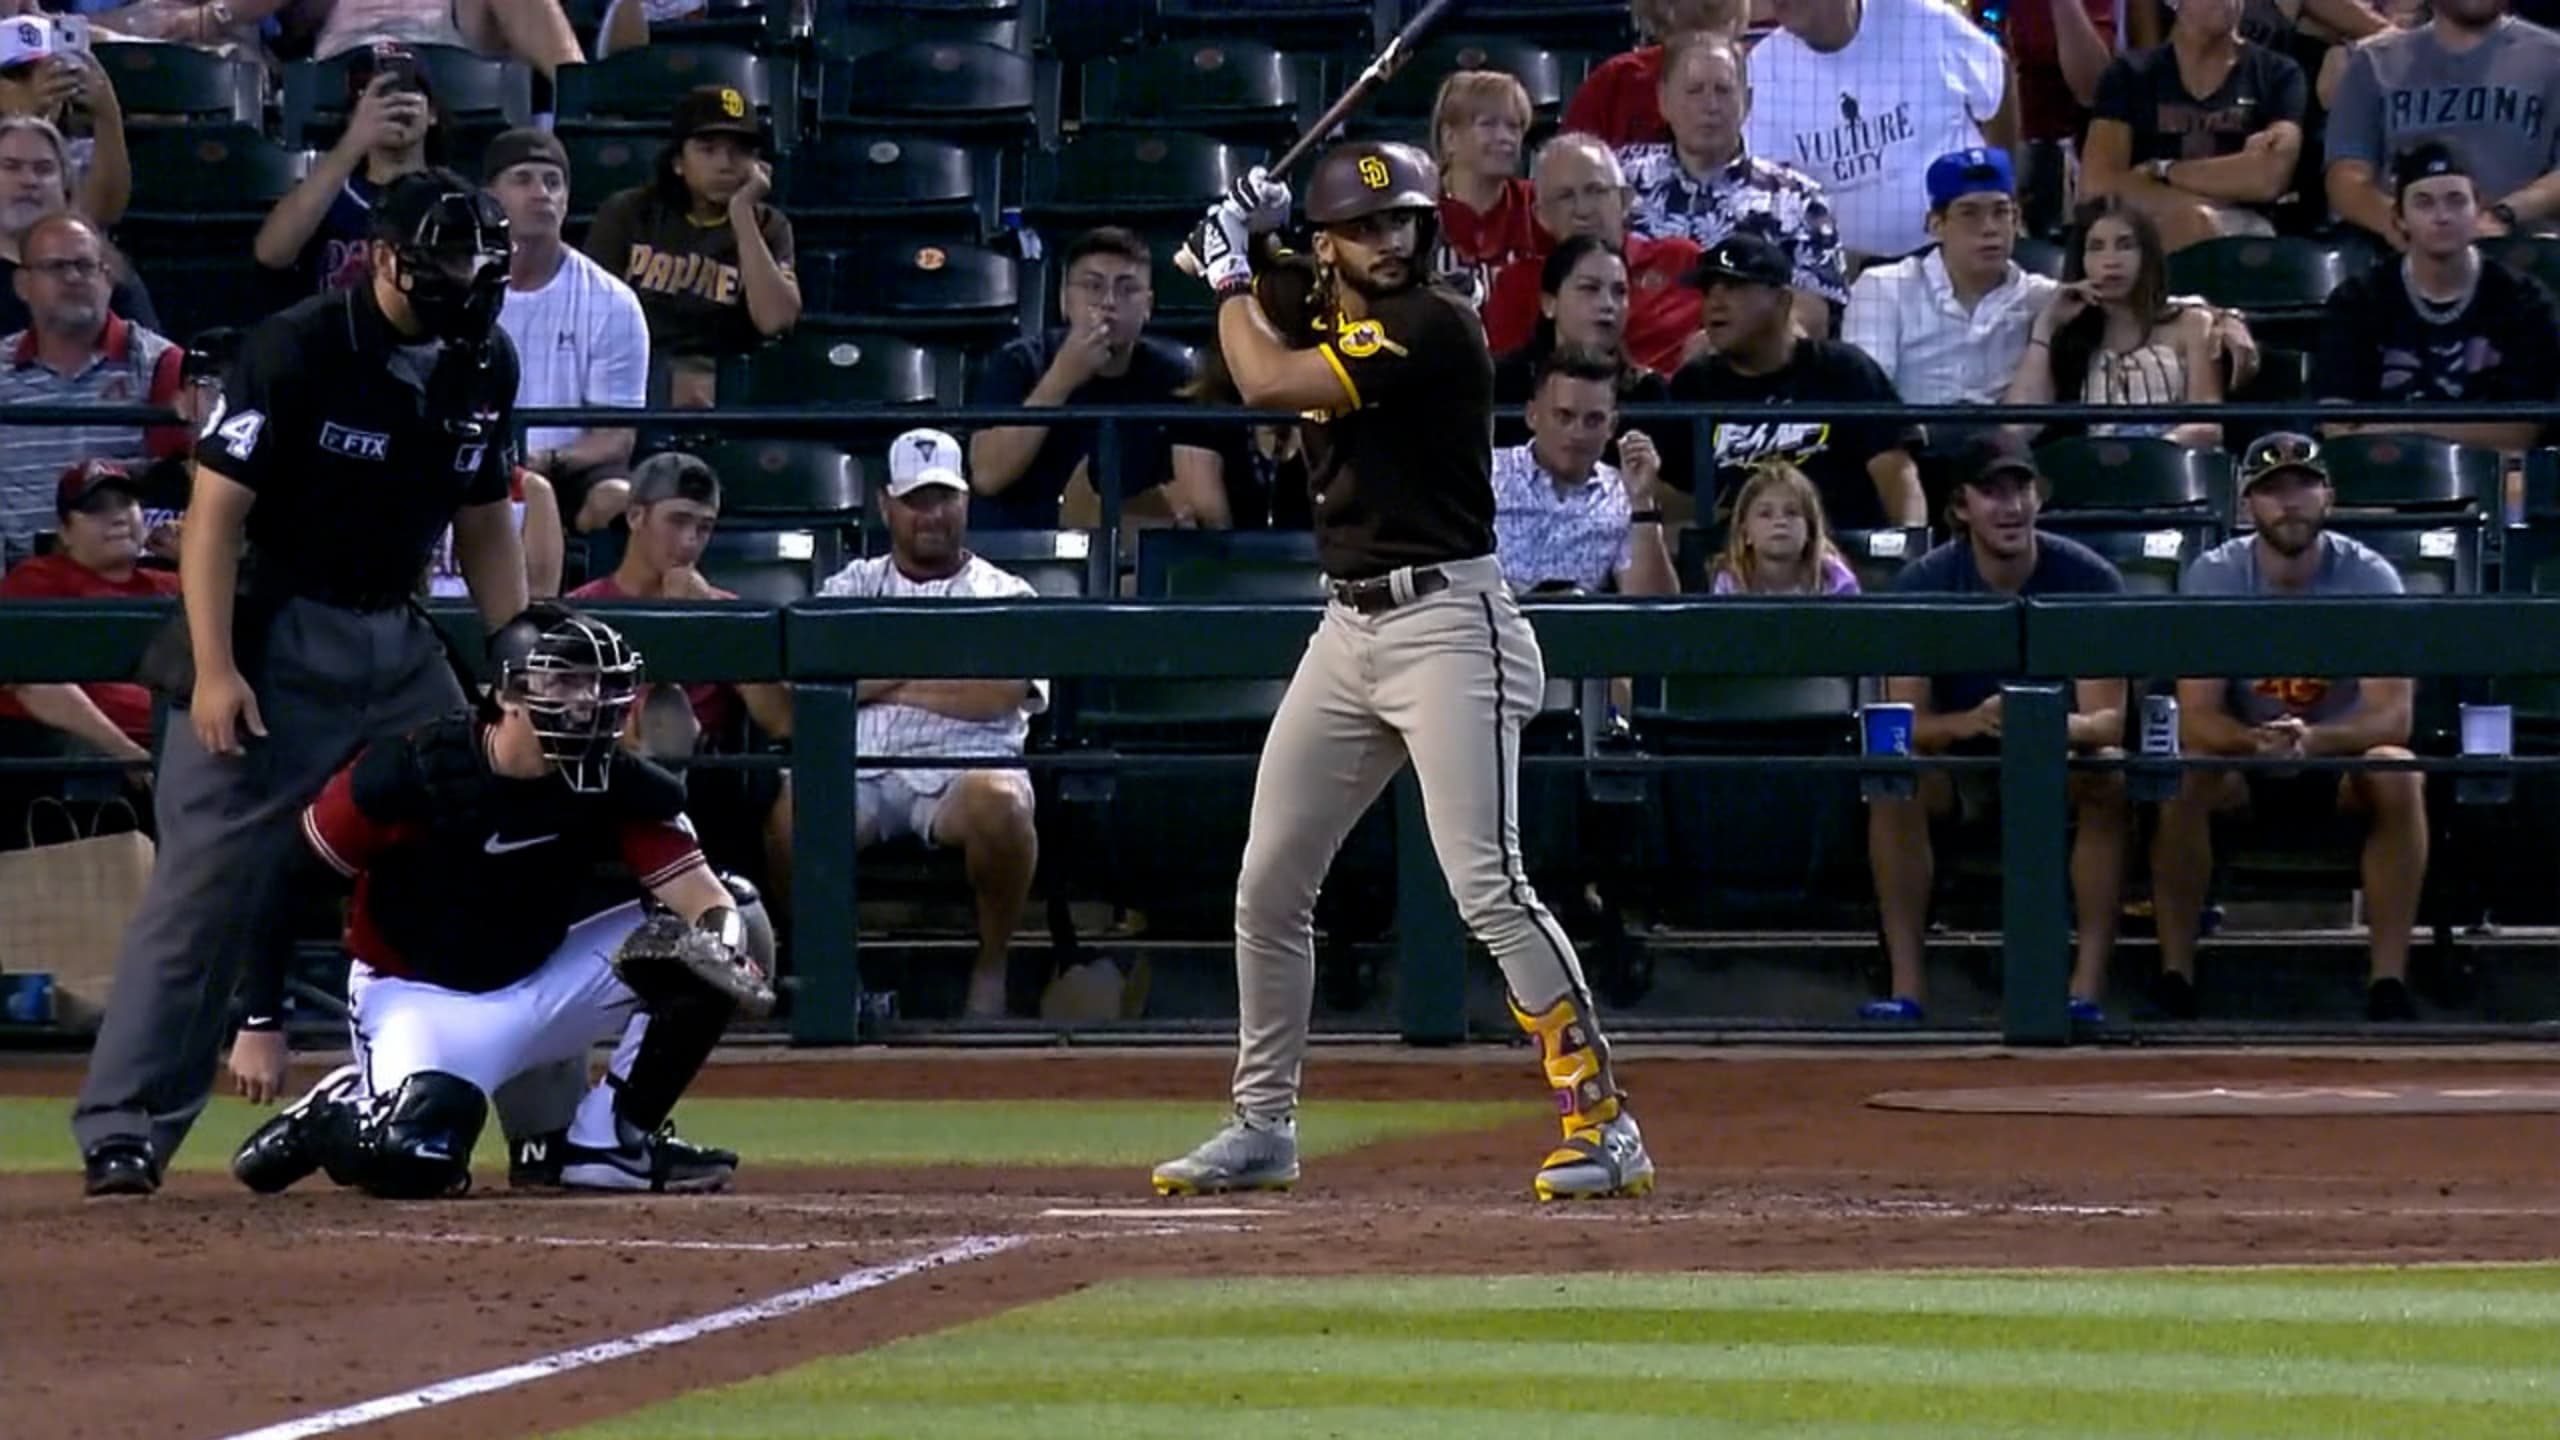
[1067, 276, 1150, 304]
[2240, 431, 2324, 485]
[29, 258, 102, 282]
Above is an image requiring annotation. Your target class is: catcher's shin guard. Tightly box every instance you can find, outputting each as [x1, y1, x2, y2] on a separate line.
[1510, 994, 1654, 1202]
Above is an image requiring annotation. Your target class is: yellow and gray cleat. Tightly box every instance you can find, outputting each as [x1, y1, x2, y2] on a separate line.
[1533, 1111, 1655, 1202]
[1152, 1111, 1299, 1196]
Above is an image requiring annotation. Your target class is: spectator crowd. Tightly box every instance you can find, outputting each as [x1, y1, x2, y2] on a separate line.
[5, 0, 2550, 1026]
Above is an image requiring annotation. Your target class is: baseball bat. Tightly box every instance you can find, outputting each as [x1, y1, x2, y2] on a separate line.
[1175, 0, 1466, 278]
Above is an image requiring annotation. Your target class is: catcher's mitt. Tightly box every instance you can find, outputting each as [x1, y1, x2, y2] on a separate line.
[613, 908, 777, 1020]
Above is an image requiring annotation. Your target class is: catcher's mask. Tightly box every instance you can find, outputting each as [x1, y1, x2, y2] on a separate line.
[374, 170, 511, 349]
[492, 604, 643, 793]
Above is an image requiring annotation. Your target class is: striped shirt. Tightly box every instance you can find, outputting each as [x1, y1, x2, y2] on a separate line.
[0, 316, 186, 568]
[1490, 441, 1632, 594]
[1617, 144, 1849, 304]
[818, 552, 1051, 795]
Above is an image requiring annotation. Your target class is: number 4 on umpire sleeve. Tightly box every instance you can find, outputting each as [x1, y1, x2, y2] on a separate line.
[214, 408, 266, 462]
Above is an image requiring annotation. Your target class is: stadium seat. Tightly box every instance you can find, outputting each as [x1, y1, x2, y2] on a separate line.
[1079, 40, 1318, 148]
[642, 0, 798, 50]
[689, 439, 862, 518]
[555, 47, 795, 148]
[557, 132, 661, 229]
[1366, 36, 1571, 121]
[142, 257, 283, 349]
[965, 528, 1107, 599]
[2317, 433, 2501, 515]
[1672, 524, 1927, 594]
[2165, 236, 2349, 350]
[1124, 221, 1218, 333]
[2035, 437, 2232, 593]
[780, 133, 1002, 246]
[815, 0, 1024, 58]
[282, 44, 534, 147]
[2012, 234, 2066, 279]
[2480, 236, 2560, 302]
[819, 41, 1039, 135]
[1154, 0, 1382, 48]
[1633, 674, 1864, 926]
[1028, 130, 1249, 223]
[715, 330, 949, 407]
[1134, 526, 1319, 597]
[1418, 0, 1633, 44]
[98, 42, 264, 127]
[117, 127, 302, 236]
[802, 239, 1024, 339]
[695, 528, 817, 603]
[2229, 345, 2311, 406]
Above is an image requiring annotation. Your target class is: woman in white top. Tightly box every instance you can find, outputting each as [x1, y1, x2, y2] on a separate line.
[2004, 195, 2223, 449]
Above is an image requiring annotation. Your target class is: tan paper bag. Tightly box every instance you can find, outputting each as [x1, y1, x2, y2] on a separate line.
[0, 799, 152, 1029]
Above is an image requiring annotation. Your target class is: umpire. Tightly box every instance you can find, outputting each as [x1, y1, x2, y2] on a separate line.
[1152, 144, 1654, 1204]
[72, 169, 528, 1196]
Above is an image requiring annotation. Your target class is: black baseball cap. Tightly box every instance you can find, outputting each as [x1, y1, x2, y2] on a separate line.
[2390, 140, 2470, 200]
[482, 127, 569, 184]
[1685, 230, 1793, 290]
[56, 458, 140, 517]
[2238, 431, 2329, 492]
[1954, 429, 2044, 490]
[672, 84, 762, 146]
[631, 451, 721, 509]
[372, 168, 507, 255]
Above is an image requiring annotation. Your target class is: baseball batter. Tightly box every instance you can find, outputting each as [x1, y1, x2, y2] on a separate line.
[1154, 142, 1655, 1203]
[230, 605, 755, 1198]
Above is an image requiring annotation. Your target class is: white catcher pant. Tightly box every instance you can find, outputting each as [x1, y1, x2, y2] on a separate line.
[347, 902, 652, 1144]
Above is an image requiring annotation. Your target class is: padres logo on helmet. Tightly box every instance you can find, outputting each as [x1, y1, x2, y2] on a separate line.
[1306, 141, 1440, 225]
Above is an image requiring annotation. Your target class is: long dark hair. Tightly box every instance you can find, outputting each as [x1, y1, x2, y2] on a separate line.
[2050, 195, 2176, 402]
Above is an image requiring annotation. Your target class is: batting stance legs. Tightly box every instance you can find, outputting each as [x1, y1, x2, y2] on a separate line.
[232, 902, 742, 1198]
[1156, 559, 1653, 1201]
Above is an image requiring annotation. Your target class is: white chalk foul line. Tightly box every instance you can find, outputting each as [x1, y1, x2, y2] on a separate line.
[218, 1233, 1026, 1440]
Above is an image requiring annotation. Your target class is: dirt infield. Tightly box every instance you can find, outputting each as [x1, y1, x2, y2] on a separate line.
[11, 1049, 2560, 1440]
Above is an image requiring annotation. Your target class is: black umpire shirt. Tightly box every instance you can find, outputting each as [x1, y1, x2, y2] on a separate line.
[1299, 282, 1497, 579]
[197, 283, 522, 609]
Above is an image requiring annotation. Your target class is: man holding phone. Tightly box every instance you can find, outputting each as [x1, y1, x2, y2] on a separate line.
[253, 43, 434, 296]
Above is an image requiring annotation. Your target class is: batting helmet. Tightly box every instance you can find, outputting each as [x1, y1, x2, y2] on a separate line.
[1304, 141, 1440, 226]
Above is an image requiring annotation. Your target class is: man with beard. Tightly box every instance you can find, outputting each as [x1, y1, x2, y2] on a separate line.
[1154, 142, 1654, 1204]
[2150, 433, 2425, 1022]
[1868, 431, 2128, 1024]
[0, 214, 189, 567]
[2315, 142, 2559, 454]
[70, 170, 527, 1197]
[816, 429, 1049, 1020]
[2326, 0, 2560, 246]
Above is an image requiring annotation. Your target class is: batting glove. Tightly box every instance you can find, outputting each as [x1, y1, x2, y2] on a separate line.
[1227, 165, 1292, 234]
[1187, 200, 1255, 301]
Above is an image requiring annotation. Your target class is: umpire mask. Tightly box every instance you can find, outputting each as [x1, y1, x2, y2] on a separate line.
[385, 181, 512, 349]
[493, 605, 645, 793]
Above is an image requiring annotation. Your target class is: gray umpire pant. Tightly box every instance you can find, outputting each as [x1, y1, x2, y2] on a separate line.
[70, 599, 464, 1164]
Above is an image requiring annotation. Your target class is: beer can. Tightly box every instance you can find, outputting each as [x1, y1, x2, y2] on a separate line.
[2139, 694, 2181, 758]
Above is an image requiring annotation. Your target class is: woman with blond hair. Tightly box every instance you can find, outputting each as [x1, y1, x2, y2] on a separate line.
[1430, 69, 1541, 307]
[1562, 0, 1748, 147]
[1709, 462, 1861, 595]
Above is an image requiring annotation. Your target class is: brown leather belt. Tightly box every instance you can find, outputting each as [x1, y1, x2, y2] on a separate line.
[1327, 566, 1449, 615]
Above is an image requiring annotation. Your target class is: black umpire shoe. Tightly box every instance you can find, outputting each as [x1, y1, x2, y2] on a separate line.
[83, 1140, 159, 1198]
[508, 1130, 567, 1189]
[558, 1118, 738, 1194]
[2367, 976, 2419, 1022]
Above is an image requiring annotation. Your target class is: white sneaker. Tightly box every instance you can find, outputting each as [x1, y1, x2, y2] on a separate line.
[1151, 1112, 1298, 1196]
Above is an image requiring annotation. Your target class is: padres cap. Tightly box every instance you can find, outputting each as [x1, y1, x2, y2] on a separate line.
[0, 16, 53, 71]
[55, 457, 140, 517]
[1685, 229, 1793, 290]
[672, 84, 762, 145]
[482, 127, 569, 184]
[886, 428, 968, 498]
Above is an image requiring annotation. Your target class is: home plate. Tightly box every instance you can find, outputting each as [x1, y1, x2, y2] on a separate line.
[1042, 1206, 1271, 1220]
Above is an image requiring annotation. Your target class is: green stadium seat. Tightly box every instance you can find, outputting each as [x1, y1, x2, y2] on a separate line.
[819, 41, 1038, 134]
[2317, 433, 2501, 515]
[1366, 36, 1572, 120]
[1417, 0, 1634, 44]
[715, 330, 949, 407]
[2032, 439, 2230, 592]
[1672, 524, 1928, 594]
[803, 239, 1024, 339]
[2479, 236, 2560, 302]
[780, 133, 1002, 245]
[282, 44, 534, 147]
[695, 528, 817, 603]
[689, 439, 861, 517]
[2229, 345, 2311, 406]
[145, 257, 281, 349]
[118, 127, 301, 233]
[966, 529, 1107, 599]
[1633, 673, 1864, 926]
[2165, 236, 2349, 350]
[2012, 234, 2066, 279]
[557, 132, 661, 230]
[816, 0, 1024, 58]
[1029, 131, 1249, 223]
[99, 42, 263, 126]
[1079, 40, 1319, 147]
[1155, 0, 1379, 49]
[555, 46, 795, 147]
[644, 0, 797, 50]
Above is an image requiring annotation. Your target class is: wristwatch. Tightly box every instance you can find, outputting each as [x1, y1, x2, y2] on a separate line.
[2491, 202, 2521, 228]
[2145, 157, 2177, 184]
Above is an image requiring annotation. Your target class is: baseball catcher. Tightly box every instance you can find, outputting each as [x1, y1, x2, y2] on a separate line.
[231, 604, 761, 1198]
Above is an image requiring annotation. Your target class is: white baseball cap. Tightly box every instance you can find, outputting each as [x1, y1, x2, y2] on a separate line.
[0, 17, 53, 70]
[886, 427, 967, 498]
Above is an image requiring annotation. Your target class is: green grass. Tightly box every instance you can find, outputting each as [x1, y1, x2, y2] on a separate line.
[1, 1096, 1523, 1173]
[569, 1267, 2560, 1440]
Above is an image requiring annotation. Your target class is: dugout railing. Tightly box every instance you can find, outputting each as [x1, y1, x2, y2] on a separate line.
[5, 397, 2560, 1049]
